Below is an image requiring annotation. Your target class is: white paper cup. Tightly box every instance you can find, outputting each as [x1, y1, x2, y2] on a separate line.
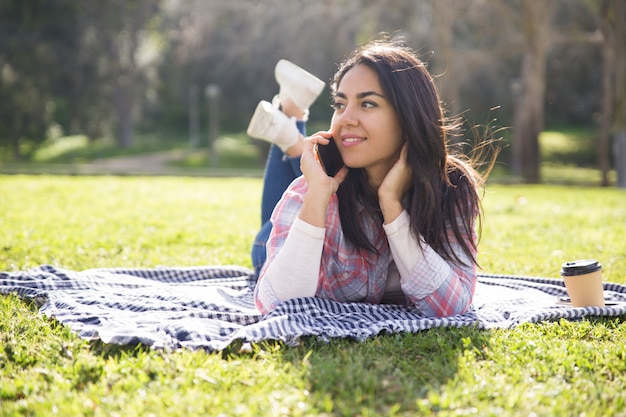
[561, 259, 605, 307]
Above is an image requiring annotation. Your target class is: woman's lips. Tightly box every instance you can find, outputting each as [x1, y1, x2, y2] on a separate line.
[341, 135, 366, 147]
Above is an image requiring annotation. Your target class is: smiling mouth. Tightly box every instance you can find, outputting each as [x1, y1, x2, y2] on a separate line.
[341, 136, 366, 146]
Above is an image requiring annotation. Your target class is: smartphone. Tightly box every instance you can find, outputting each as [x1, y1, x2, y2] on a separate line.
[317, 137, 344, 176]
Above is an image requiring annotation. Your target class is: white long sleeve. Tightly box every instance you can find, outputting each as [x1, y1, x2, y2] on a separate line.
[263, 216, 325, 301]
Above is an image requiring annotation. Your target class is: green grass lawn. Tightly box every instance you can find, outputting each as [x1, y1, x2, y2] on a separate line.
[1, 175, 626, 416]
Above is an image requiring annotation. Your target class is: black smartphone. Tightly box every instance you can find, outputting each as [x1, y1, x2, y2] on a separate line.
[317, 137, 344, 176]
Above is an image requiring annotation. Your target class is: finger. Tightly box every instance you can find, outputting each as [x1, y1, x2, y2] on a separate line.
[333, 166, 349, 183]
[401, 143, 409, 159]
[305, 135, 330, 147]
[313, 144, 321, 163]
[311, 134, 332, 146]
[311, 130, 332, 137]
[303, 137, 319, 153]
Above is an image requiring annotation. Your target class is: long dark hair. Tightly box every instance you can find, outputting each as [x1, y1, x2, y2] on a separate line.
[332, 39, 489, 267]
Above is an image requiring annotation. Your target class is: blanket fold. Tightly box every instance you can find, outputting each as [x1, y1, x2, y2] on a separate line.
[2, 264, 625, 351]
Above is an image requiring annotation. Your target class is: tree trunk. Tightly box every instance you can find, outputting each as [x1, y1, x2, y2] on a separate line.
[113, 20, 138, 149]
[614, 0, 626, 188]
[432, 0, 462, 118]
[115, 73, 135, 149]
[616, 132, 626, 187]
[599, 0, 615, 187]
[511, 0, 554, 183]
[110, 0, 156, 149]
[11, 113, 22, 160]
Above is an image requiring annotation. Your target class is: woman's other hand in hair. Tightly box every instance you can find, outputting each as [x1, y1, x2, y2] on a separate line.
[379, 143, 412, 224]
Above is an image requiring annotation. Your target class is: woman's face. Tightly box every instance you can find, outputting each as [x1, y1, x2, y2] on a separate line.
[330, 64, 404, 186]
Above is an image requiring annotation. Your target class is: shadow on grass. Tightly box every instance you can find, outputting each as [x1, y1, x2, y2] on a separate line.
[224, 326, 493, 415]
[89, 339, 152, 360]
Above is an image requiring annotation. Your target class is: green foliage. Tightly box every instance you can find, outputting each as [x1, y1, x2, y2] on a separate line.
[541, 129, 599, 167]
[1, 176, 626, 416]
[2, 0, 618, 162]
[0, 0, 81, 154]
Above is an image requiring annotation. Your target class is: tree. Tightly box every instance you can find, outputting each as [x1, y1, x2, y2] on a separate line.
[430, 0, 464, 117]
[0, 0, 621, 171]
[90, 0, 162, 148]
[510, 0, 556, 183]
[602, 0, 626, 188]
[599, 0, 616, 186]
[616, 0, 626, 188]
[0, 0, 80, 158]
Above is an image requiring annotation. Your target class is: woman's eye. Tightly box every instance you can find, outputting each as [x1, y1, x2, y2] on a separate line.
[331, 101, 345, 111]
[362, 101, 377, 108]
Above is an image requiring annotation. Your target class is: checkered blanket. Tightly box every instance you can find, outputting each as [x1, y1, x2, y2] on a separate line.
[2, 264, 626, 351]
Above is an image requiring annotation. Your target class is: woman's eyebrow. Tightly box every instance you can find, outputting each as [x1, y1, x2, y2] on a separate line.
[334, 91, 386, 99]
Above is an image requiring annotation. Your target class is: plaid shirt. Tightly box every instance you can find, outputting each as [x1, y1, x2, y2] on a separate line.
[254, 176, 477, 317]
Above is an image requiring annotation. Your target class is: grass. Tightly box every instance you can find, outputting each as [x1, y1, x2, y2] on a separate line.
[540, 128, 598, 166]
[0, 176, 260, 271]
[28, 132, 185, 164]
[172, 134, 267, 170]
[3, 126, 617, 185]
[3, 130, 266, 173]
[1, 175, 626, 416]
[537, 128, 618, 185]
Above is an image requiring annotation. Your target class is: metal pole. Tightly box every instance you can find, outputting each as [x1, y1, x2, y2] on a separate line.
[205, 84, 220, 167]
[189, 84, 199, 149]
[616, 133, 626, 188]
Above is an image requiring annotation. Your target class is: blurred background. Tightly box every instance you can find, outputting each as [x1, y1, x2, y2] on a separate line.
[0, 0, 624, 185]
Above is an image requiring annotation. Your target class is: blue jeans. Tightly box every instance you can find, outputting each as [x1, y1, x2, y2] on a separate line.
[251, 121, 305, 277]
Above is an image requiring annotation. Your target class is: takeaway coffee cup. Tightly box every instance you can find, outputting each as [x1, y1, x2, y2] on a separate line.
[560, 259, 605, 307]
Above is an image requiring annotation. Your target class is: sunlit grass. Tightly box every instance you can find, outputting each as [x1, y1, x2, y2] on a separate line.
[479, 184, 626, 282]
[26, 132, 186, 164]
[1, 175, 626, 416]
[173, 134, 266, 170]
[541, 162, 616, 185]
[540, 128, 598, 167]
[31, 135, 93, 162]
[0, 176, 260, 271]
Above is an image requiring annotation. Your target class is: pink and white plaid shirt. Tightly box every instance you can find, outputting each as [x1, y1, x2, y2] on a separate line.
[254, 176, 477, 317]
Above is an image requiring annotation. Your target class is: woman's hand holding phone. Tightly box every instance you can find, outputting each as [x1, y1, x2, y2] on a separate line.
[316, 135, 345, 177]
[301, 132, 347, 192]
[299, 132, 348, 227]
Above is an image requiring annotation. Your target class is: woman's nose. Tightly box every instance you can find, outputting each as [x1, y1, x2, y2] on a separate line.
[338, 105, 359, 128]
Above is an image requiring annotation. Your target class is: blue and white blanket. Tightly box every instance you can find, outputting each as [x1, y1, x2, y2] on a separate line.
[1, 264, 626, 351]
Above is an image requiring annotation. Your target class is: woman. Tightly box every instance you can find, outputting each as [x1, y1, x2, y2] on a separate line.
[251, 40, 488, 317]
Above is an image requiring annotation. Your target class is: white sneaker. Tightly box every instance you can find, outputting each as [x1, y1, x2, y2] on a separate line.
[274, 59, 325, 113]
[247, 100, 300, 152]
